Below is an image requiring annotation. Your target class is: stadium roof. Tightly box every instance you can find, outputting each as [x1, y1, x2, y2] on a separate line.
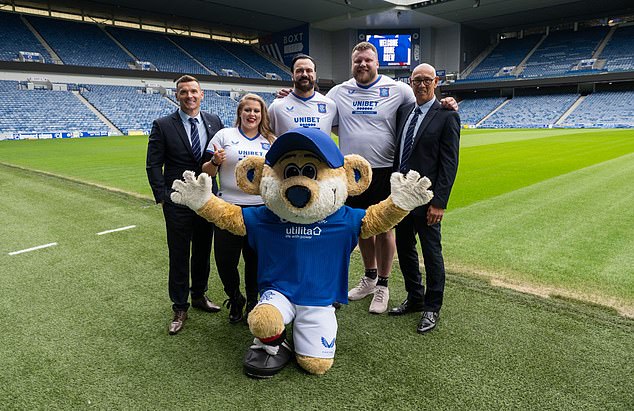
[11, 0, 634, 39]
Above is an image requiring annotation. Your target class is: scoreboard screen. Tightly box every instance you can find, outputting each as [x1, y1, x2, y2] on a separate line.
[365, 34, 411, 67]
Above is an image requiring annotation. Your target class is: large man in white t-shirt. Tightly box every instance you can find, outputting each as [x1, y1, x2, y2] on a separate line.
[326, 42, 456, 315]
[269, 54, 337, 135]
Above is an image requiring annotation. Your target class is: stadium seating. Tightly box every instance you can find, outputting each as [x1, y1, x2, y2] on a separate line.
[0, 80, 19, 92]
[600, 25, 634, 72]
[466, 35, 541, 81]
[520, 27, 608, 78]
[0, 12, 53, 63]
[457, 96, 507, 125]
[80, 85, 175, 134]
[27, 16, 130, 69]
[106, 27, 209, 74]
[169, 36, 261, 79]
[560, 91, 634, 128]
[219, 42, 291, 80]
[479, 93, 578, 128]
[0, 87, 108, 135]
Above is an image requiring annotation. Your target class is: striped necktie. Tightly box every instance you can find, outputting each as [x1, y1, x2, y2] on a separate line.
[399, 107, 421, 173]
[189, 117, 201, 162]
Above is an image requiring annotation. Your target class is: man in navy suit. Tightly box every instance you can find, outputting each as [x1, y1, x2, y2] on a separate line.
[388, 64, 460, 334]
[146, 75, 224, 334]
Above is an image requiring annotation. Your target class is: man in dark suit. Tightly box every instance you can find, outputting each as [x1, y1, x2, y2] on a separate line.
[388, 64, 460, 334]
[146, 75, 224, 335]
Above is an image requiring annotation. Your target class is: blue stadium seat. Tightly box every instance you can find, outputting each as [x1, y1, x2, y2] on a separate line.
[106, 27, 209, 74]
[220, 42, 290, 80]
[466, 35, 541, 81]
[600, 25, 634, 73]
[520, 27, 608, 78]
[457, 97, 507, 125]
[27, 16, 130, 69]
[169, 36, 261, 79]
[0, 13, 53, 63]
[81, 85, 175, 134]
[560, 91, 634, 128]
[0, 88, 109, 134]
[479, 94, 578, 128]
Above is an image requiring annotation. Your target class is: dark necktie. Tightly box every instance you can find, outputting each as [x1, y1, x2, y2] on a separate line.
[399, 107, 421, 173]
[189, 117, 201, 162]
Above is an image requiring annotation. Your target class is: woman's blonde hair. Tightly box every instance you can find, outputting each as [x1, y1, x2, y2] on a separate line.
[235, 93, 275, 143]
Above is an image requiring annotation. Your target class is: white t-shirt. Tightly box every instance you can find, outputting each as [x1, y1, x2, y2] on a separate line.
[268, 91, 337, 135]
[208, 127, 271, 205]
[326, 75, 415, 168]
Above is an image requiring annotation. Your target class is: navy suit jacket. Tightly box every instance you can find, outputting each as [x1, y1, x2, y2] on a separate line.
[393, 100, 460, 214]
[146, 110, 223, 204]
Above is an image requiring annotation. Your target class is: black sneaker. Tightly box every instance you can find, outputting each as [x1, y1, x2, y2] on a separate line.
[223, 293, 246, 324]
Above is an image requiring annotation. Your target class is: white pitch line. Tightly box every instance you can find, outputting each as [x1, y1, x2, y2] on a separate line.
[96, 225, 136, 236]
[9, 242, 58, 256]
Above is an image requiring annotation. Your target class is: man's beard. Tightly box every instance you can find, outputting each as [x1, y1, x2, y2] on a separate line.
[294, 77, 314, 93]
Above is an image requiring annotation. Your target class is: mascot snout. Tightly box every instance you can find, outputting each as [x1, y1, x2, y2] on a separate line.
[286, 185, 311, 208]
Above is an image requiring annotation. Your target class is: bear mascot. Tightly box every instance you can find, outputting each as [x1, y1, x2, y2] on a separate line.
[171, 127, 433, 378]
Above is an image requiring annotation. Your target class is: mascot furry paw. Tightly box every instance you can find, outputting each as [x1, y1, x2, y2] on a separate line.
[171, 128, 433, 378]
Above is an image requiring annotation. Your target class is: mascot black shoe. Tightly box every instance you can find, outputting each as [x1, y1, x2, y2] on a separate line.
[243, 337, 293, 379]
[171, 127, 434, 377]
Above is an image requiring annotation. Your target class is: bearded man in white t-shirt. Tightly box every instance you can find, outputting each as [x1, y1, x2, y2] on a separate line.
[269, 54, 337, 135]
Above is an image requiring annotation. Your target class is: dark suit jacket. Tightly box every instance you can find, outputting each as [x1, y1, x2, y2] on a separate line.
[393, 100, 460, 214]
[146, 110, 223, 204]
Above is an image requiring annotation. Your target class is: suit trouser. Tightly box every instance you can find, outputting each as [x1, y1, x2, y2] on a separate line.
[163, 202, 214, 311]
[213, 225, 258, 302]
[395, 210, 445, 312]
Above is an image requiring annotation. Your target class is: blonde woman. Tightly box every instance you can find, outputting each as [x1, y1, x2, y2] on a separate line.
[203, 93, 275, 323]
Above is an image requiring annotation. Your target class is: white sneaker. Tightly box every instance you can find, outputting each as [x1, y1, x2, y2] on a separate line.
[369, 285, 389, 314]
[348, 276, 377, 300]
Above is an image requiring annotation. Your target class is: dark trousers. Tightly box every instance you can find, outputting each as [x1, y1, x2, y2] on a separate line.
[395, 210, 445, 312]
[214, 224, 258, 303]
[163, 202, 214, 311]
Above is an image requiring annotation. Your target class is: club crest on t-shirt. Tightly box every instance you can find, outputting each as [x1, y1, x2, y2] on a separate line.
[379, 87, 390, 97]
[318, 103, 327, 113]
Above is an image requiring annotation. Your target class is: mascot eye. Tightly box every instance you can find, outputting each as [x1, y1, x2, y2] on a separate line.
[284, 164, 301, 179]
[301, 164, 317, 179]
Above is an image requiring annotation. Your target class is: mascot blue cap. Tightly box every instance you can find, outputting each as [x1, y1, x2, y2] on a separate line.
[265, 127, 344, 168]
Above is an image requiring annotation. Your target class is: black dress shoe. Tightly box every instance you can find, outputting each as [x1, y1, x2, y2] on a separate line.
[191, 295, 221, 313]
[224, 293, 246, 324]
[168, 310, 187, 335]
[388, 299, 425, 316]
[417, 311, 439, 334]
[243, 339, 293, 379]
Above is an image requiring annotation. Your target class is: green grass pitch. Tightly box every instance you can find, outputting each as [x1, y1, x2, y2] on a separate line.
[0, 128, 632, 409]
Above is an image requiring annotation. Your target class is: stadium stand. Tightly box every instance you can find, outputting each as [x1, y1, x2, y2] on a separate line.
[80, 85, 175, 134]
[0, 87, 109, 135]
[219, 42, 291, 80]
[0, 12, 53, 63]
[600, 25, 634, 72]
[457, 96, 507, 125]
[479, 93, 579, 128]
[560, 91, 634, 128]
[169, 36, 261, 78]
[466, 35, 541, 81]
[26, 16, 130, 69]
[106, 26, 209, 74]
[520, 27, 609, 78]
[200, 90, 239, 127]
[0, 80, 19, 92]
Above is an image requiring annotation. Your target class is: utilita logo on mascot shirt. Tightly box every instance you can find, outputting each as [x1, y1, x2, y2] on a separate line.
[285, 225, 322, 239]
[281, 218, 327, 239]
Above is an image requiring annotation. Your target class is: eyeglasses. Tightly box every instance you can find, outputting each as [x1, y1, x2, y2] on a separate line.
[411, 77, 436, 86]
